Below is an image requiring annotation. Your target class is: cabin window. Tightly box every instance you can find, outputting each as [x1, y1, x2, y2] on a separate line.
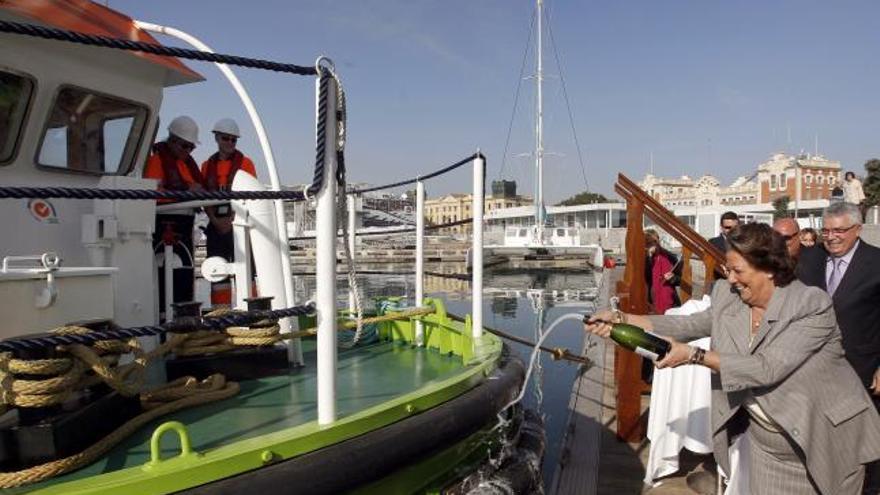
[0, 70, 35, 165]
[37, 86, 147, 175]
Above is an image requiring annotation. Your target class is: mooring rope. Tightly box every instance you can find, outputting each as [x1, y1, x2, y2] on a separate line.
[0, 186, 307, 202]
[287, 306, 435, 340]
[288, 217, 474, 241]
[0, 20, 317, 76]
[348, 153, 484, 194]
[0, 21, 343, 204]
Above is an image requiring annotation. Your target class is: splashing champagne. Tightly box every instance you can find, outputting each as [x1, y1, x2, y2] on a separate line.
[584, 316, 670, 361]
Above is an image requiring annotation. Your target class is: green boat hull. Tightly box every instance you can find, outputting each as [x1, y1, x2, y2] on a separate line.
[16, 299, 524, 495]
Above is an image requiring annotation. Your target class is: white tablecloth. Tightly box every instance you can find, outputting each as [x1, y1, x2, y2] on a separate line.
[644, 296, 714, 485]
[643, 295, 748, 494]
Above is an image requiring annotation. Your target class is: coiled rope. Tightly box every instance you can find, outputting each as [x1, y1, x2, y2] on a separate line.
[0, 321, 244, 488]
[0, 304, 316, 354]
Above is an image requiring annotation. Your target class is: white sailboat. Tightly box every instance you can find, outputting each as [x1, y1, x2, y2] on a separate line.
[487, 0, 603, 267]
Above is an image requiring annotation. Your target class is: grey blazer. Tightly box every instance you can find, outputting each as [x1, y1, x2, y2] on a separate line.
[647, 279, 880, 495]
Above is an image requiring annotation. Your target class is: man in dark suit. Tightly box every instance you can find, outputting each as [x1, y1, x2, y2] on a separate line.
[708, 211, 739, 253]
[707, 211, 739, 281]
[799, 202, 880, 494]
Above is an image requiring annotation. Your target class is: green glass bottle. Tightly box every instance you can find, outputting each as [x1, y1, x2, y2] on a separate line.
[585, 317, 670, 361]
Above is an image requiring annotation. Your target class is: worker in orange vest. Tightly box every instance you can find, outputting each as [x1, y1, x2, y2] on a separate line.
[200, 118, 258, 305]
[144, 115, 204, 312]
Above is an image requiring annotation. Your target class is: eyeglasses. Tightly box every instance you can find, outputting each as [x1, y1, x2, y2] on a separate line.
[218, 135, 238, 143]
[820, 224, 858, 237]
[172, 137, 195, 152]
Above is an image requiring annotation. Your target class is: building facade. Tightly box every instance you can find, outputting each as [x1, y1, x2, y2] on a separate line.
[639, 152, 842, 210]
[425, 193, 532, 234]
[756, 152, 841, 203]
[639, 173, 759, 209]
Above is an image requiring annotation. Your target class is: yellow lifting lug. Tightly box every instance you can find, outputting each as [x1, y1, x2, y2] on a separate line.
[144, 421, 201, 471]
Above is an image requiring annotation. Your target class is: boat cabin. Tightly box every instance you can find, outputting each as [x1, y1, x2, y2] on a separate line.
[0, 0, 203, 335]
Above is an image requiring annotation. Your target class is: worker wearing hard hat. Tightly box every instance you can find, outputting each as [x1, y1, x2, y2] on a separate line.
[143, 115, 205, 315]
[200, 118, 258, 304]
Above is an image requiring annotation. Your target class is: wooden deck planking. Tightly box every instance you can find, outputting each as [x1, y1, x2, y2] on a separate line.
[552, 267, 714, 495]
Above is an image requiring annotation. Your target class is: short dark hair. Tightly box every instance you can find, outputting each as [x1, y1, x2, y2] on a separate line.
[727, 223, 796, 286]
[720, 211, 739, 225]
[845, 171, 855, 180]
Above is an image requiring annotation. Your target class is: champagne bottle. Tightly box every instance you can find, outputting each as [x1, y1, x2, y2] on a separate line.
[584, 316, 670, 361]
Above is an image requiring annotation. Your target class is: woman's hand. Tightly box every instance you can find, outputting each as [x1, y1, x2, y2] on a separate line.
[583, 309, 617, 338]
[655, 338, 692, 369]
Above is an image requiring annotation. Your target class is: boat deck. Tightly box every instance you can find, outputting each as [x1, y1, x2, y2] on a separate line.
[22, 338, 471, 493]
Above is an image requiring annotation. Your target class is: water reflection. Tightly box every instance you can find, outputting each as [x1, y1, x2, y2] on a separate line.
[294, 263, 600, 486]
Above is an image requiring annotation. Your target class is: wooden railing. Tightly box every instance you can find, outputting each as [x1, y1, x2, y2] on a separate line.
[611, 173, 725, 442]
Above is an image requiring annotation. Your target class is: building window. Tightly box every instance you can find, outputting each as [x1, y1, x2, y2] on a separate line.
[817, 176, 824, 185]
[0, 70, 35, 165]
[770, 175, 777, 189]
[805, 175, 812, 184]
[37, 86, 148, 174]
[827, 175, 835, 185]
[780, 173, 786, 185]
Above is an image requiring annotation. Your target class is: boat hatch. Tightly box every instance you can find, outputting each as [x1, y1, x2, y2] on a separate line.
[0, 253, 116, 339]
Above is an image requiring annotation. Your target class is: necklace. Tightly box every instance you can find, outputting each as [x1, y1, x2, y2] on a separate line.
[749, 308, 761, 347]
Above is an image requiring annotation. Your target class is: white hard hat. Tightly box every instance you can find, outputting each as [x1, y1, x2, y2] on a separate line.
[168, 115, 200, 145]
[212, 118, 240, 137]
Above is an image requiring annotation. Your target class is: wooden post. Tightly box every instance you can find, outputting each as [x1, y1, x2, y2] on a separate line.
[614, 200, 648, 443]
[611, 173, 727, 443]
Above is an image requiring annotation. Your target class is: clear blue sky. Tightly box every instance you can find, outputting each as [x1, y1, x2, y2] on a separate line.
[109, 0, 880, 202]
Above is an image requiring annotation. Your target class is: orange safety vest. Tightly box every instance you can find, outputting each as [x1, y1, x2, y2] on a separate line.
[203, 150, 252, 191]
[149, 141, 204, 191]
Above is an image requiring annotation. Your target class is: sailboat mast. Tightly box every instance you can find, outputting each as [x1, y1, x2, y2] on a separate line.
[535, 0, 545, 228]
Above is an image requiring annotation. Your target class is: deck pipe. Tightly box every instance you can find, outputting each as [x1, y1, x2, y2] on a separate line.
[471, 154, 484, 341]
[415, 180, 425, 345]
[315, 72, 339, 425]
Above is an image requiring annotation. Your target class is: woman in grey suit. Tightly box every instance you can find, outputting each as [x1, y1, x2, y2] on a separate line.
[586, 223, 880, 494]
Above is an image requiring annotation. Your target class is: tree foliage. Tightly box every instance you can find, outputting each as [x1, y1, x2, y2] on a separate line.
[772, 195, 790, 220]
[863, 158, 880, 207]
[555, 191, 610, 206]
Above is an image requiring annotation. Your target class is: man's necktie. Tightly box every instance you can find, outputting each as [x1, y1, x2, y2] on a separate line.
[827, 258, 844, 296]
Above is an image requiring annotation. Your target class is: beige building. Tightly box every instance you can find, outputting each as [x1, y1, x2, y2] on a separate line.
[639, 173, 758, 209]
[639, 152, 842, 209]
[425, 193, 531, 234]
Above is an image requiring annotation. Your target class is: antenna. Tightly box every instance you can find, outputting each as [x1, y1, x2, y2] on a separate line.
[650, 151, 654, 175]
